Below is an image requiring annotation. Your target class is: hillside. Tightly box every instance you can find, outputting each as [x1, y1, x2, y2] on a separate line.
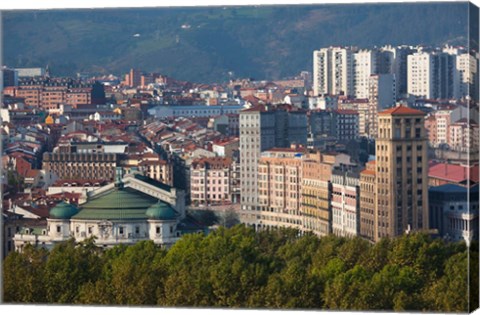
[2, 3, 469, 83]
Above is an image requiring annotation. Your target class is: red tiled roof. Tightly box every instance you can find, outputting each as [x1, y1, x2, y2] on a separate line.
[213, 137, 239, 146]
[24, 169, 39, 178]
[360, 169, 376, 175]
[429, 163, 479, 184]
[379, 105, 425, 116]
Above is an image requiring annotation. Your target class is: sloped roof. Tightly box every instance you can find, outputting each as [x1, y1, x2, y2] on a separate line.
[73, 187, 158, 220]
[379, 105, 425, 116]
[429, 163, 479, 184]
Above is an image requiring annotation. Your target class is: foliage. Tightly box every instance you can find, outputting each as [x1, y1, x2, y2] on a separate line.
[2, 228, 472, 312]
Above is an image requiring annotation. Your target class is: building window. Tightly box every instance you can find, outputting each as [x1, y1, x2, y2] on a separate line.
[156, 226, 161, 234]
[135, 226, 140, 234]
[56, 225, 61, 233]
[119, 227, 124, 235]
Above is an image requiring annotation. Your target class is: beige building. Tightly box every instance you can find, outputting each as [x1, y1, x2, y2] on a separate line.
[300, 151, 350, 236]
[42, 152, 118, 181]
[254, 146, 353, 236]
[138, 160, 174, 186]
[375, 105, 429, 241]
[257, 148, 304, 230]
[359, 160, 376, 241]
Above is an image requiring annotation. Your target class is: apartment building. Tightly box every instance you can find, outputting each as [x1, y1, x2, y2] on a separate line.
[331, 167, 361, 238]
[359, 160, 376, 242]
[353, 49, 377, 99]
[257, 148, 304, 230]
[448, 118, 479, 152]
[407, 52, 457, 99]
[239, 105, 307, 225]
[313, 47, 354, 97]
[456, 53, 478, 100]
[42, 152, 118, 181]
[190, 157, 233, 205]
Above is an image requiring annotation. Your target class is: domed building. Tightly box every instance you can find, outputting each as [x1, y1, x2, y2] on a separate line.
[14, 173, 205, 250]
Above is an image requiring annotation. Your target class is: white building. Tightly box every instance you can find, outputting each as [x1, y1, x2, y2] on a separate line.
[456, 53, 478, 99]
[407, 52, 457, 99]
[15, 67, 45, 77]
[313, 47, 354, 97]
[148, 105, 244, 118]
[308, 95, 338, 110]
[353, 50, 377, 99]
[12, 173, 202, 251]
[331, 169, 360, 238]
[239, 106, 276, 220]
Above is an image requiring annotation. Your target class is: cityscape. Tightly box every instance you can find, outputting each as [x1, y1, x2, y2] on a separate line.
[1, 2, 479, 312]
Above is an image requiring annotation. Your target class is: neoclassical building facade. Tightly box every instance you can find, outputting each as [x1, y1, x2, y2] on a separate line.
[14, 173, 203, 250]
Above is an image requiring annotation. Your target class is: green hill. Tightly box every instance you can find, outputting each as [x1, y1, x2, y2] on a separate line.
[2, 3, 469, 83]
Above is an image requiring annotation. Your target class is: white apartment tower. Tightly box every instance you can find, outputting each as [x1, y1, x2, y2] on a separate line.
[407, 52, 457, 99]
[313, 47, 354, 97]
[456, 53, 478, 99]
[353, 49, 377, 99]
[239, 107, 275, 220]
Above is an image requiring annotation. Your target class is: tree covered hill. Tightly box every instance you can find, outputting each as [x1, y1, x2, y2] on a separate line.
[3, 225, 478, 311]
[3, 3, 468, 82]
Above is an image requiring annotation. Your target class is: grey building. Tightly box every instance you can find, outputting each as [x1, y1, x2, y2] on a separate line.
[309, 109, 359, 145]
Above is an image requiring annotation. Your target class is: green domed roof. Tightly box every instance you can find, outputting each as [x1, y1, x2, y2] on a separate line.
[73, 188, 158, 220]
[50, 201, 79, 219]
[146, 201, 178, 221]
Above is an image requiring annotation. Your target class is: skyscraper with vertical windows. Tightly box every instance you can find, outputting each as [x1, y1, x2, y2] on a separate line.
[313, 47, 354, 97]
[374, 105, 429, 241]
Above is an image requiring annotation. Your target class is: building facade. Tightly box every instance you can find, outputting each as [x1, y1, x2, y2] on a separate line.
[190, 157, 233, 205]
[313, 47, 354, 97]
[42, 152, 118, 181]
[429, 184, 479, 246]
[359, 160, 376, 242]
[257, 148, 304, 230]
[13, 173, 193, 250]
[331, 168, 361, 238]
[353, 49, 377, 99]
[239, 105, 307, 225]
[374, 105, 429, 241]
[407, 52, 457, 99]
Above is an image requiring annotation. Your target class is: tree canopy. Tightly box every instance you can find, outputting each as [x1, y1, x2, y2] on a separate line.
[3, 225, 477, 312]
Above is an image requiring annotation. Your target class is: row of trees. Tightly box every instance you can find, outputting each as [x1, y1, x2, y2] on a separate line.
[3, 225, 478, 312]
